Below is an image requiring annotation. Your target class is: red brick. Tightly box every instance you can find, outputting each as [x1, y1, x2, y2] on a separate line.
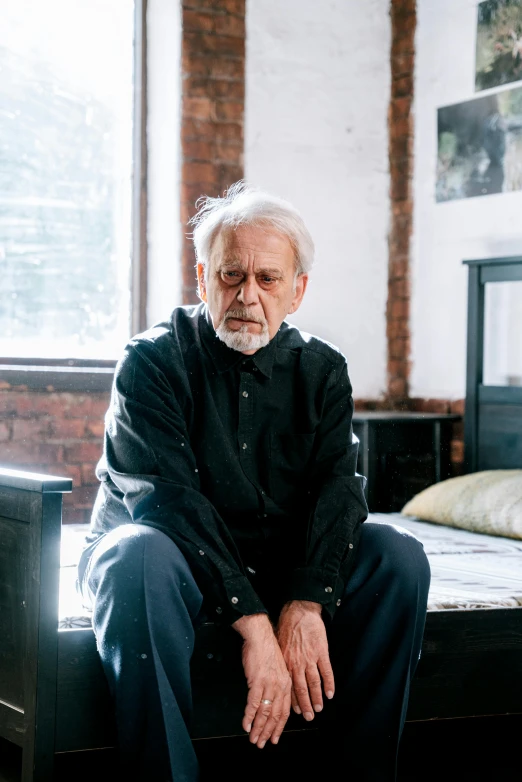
[183, 9, 214, 33]
[86, 420, 105, 439]
[211, 59, 244, 81]
[183, 96, 214, 120]
[387, 359, 408, 378]
[2, 442, 64, 465]
[185, 0, 244, 16]
[183, 139, 213, 161]
[388, 377, 408, 398]
[450, 399, 465, 416]
[183, 160, 218, 183]
[220, 0, 245, 14]
[50, 418, 86, 440]
[452, 420, 464, 439]
[389, 336, 410, 360]
[65, 395, 110, 420]
[387, 319, 409, 340]
[391, 199, 413, 218]
[213, 13, 244, 38]
[389, 258, 409, 279]
[451, 440, 464, 464]
[64, 441, 102, 464]
[214, 101, 242, 122]
[81, 463, 99, 485]
[183, 32, 244, 58]
[12, 418, 52, 441]
[184, 75, 244, 101]
[389, 277, 410, 300]
[411, 398, 451, 414]
[390, 298, 409, 320]
[60, 464, 82, 486]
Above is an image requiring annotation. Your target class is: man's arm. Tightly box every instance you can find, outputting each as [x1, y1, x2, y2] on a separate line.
[102, 339, 267, 627]
[275, 358, 368, 719]
[283, 358, 368, 618]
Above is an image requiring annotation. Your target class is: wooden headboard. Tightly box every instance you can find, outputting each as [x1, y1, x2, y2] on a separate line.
[464, 256, 522, 472]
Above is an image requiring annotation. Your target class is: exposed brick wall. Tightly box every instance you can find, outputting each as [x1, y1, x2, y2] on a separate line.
[387, 0, 416, 401]
[181, 0, 245, 304]
[0, 390, 109, 523]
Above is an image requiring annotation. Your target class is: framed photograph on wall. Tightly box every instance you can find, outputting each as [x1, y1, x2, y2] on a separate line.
[476, 0, 522, 91]
[436, 86, 522, 202]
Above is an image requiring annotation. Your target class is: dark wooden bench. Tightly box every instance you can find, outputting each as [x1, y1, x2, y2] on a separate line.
[1, 466, 522, 781]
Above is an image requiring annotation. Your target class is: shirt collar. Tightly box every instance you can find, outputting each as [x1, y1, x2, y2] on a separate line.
[199, 304, 277, 379]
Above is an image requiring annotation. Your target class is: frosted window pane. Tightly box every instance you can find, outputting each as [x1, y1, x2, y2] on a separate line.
[483, 281, 522, 387]
[0, 0, 134, 359]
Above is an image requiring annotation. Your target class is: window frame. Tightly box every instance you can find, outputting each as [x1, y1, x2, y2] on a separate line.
[0, 0, 147, 392]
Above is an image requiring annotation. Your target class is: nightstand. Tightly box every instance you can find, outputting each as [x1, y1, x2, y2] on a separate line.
[352, 412, 461, 512]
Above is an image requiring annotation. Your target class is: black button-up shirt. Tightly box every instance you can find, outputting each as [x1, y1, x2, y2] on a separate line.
[84, 303, 368, 626]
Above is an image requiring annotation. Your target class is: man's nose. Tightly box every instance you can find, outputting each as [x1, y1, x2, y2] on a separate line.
[237, 275, 259, 306]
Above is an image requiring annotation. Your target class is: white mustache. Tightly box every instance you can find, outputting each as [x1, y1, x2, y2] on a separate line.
[224, 308, 267, 326]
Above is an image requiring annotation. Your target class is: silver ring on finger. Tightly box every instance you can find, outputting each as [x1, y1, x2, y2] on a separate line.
[261, 699, 272, 705]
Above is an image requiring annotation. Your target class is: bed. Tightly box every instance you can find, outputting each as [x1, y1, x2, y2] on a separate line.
[1, 255, 522, 781]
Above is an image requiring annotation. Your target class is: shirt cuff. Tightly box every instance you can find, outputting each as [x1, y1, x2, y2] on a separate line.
[285, 566, 346, 622]
[212, 574, 268, 626]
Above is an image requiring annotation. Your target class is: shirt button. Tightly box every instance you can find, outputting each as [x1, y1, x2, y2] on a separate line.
[325, 586, 333, 593]
[231, 596, 239, 604]
[242, 443, 247, 450]
[199, 550, 205, 556]
[349, 543, 354, 550]
[242, 391, 248, 398]
[336, 599, 342, 606]
[215, 606, 223, 614]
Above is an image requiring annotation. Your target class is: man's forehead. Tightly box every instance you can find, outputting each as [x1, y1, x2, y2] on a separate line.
[211, 226, 294, 269]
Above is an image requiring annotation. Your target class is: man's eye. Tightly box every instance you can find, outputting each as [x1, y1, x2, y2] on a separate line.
[261, 276, 275, 284]
[223, 271, 241, 279]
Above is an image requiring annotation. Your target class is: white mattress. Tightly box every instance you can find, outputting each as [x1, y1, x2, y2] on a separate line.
[58, 517, 522, 629]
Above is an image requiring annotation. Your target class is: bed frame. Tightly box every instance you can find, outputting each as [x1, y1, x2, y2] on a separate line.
[1, 256, 522, 781]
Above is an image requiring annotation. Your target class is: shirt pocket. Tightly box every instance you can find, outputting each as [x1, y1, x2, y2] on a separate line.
[269, 431, 316, 505]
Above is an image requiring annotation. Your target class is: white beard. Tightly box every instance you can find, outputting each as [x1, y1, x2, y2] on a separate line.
[215, 309, 270, 352]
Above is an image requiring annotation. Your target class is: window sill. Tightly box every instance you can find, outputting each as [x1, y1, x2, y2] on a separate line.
[0, 363, 115, 393]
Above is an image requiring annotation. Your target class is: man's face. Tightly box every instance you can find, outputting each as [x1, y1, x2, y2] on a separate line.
[197, 225, 308, 354]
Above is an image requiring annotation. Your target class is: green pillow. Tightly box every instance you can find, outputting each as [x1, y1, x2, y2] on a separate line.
[401, 470, 522, 540]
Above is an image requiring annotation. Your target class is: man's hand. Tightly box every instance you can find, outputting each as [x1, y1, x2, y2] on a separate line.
[232, 613, 292, 748]
[275, 600, 335, 720]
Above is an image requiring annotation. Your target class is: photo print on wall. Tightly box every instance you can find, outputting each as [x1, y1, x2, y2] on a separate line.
[476, 0, 522, 91]
[436, 86, 522, 202]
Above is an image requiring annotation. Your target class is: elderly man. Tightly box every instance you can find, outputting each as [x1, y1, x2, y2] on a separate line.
[78, 183, 430, 782]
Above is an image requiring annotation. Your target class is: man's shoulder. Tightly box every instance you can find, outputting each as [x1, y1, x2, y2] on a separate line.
[116, 304, 204, 380]
[126, 304, 202, 353]
[278, 320, 346, 369]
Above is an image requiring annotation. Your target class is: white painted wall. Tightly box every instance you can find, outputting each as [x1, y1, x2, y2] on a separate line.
[245, 0, 391, 398]
[412, 0, 522, 399]
[146, 0, 183, 326]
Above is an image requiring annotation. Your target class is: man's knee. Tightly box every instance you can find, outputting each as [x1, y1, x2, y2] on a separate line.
[359, 521, 431, 598]
[86, 524, 201, 610]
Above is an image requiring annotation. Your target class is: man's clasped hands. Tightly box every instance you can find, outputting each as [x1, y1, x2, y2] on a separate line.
[231, 600, 335, 750]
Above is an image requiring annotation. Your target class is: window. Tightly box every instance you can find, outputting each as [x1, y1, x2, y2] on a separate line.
[0, 0, 142, 362]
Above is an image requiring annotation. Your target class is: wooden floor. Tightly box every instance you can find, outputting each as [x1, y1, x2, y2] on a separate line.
[1, 714, 521, 781]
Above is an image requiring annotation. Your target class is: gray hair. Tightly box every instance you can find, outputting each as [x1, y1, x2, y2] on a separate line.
[189, 181, 314, 275]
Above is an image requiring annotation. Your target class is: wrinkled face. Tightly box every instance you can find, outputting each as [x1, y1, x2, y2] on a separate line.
[197, 224, 308, 354]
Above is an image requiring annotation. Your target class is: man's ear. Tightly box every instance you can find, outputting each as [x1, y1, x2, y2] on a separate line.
[196, 262, 207, 303]
[288, 273, 308, 315]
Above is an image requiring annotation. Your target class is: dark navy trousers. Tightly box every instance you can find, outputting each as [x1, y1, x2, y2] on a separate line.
[78, 522, 430, 782]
